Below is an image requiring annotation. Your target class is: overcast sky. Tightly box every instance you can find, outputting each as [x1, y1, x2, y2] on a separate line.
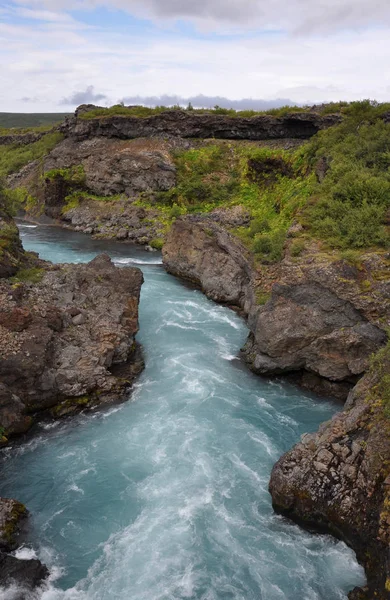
[1, 0, 390, 112]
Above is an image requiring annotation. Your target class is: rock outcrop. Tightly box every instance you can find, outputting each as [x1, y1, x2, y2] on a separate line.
[0, 253, 143, 436]
[0, 202, 26, 278]
[0, 497, 49, 596]
[60, 109, 342, 142]
[0, 203, 144, 594]
[269, 355, 390, 599]
[162, 216, 253, 308]
[163, 216, 388, 399]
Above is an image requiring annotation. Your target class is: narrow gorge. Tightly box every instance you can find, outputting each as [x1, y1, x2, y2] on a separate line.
[0, 103, 389, 599]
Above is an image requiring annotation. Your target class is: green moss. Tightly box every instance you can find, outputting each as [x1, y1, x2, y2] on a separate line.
[44, 164, 85, 186]
[11, 267, 45, 283]
[51, 396, 91, 417]
[149, 237, 164, 250]
[255, 289, 271, 305]
[1, 501, 27, 546]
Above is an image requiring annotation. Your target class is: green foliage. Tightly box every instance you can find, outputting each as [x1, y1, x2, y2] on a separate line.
[149, 238, 164, 250]
[370, 337, 390, 418]
[1, 187, 37, 215]
[79, 104, 310, 121]
[0, 132, 64, 178]
[0, 113, 70, 129]
[290, 238, 305, 256]
[44, 164, 85, 186]
[11, 267, 44, 283]
[80, 104, 173, 119]
[169, 203, 187, 219]
[62, 190, 123, 214]
[339, 249, 362, 266]
[300, 101, 390, 249]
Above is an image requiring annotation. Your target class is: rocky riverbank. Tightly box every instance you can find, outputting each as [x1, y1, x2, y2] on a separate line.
[1, 103, 389, 598]
[0, 199, 144, 595]
[162, 214, 390, 598]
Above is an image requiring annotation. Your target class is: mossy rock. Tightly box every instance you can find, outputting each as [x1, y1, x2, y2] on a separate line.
[51, 396, 92, 418]
[0, 499, 28, 551]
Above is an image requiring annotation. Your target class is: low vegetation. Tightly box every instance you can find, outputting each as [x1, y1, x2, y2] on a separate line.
[0, 132, 63, 178]
[79, 103, 312, 120]
[0, 113, 70, 129]
[133, 100, 390, 261]
[0, 100, 388, 264]
[370, 338, 390, 419]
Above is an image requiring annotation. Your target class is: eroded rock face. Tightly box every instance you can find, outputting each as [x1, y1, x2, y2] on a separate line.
[0, 253, 143, 434]
[61, 109, 342, 142]
[163, 217, 388, 398]
[269, 371, 390, 599]
[244, 283, 386, 381]
[0, 204, 25, 278]
[44, 137, 177, 198]
[163, 216, 253, 308]
[0, 497, 49, 596]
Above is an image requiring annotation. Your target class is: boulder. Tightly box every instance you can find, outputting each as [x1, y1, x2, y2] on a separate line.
[0, 253, 144, 434]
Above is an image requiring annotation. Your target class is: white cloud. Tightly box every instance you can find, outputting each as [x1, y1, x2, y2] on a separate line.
[11, 0, 390, 33]
[1, 1, 390, 112]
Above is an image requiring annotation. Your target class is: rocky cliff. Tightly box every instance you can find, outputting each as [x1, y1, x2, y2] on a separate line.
[162, 215, 389, 597]
[269, 351, 390, 599]
[61, 108, 341, 142]
[163, 216, 388, 399]
[0, 497, 49, 594]
[0, 252, 143, 437]
[0, 201, 144, 595]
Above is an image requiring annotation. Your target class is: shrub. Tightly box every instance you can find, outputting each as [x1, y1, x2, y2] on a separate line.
[290, 239, 305, 256]
[252, 230, 287, 263]
[0, 132, 63, 178]
[149, 238, 164, 250]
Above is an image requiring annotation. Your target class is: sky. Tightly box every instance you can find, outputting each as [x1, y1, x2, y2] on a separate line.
[1, 0, 390, 112]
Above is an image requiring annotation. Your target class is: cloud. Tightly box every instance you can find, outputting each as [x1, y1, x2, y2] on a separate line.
[60, 85, 107, 105]
[120, 94, 296, 110]
[20, 96, 39, 103]
[1, 3, 390, 113]
[14, 0, 390, 33]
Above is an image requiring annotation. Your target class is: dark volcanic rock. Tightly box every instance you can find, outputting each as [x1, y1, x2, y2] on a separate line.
[163, 216, 253, 308]
[0, 252, 143, 437]
[43, 137, 176, 198]
[61, 109, 342, 142]
[244, 283, 386, 381]
[0, 202, 25, 278]
[0, 552, 49, 597]
[163, 217, 388, 397]
[0, 498, 27, 551]
[269, 369, 390, 599]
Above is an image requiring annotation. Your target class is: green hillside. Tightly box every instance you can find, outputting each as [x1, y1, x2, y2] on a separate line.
[0, 112, 70, 129]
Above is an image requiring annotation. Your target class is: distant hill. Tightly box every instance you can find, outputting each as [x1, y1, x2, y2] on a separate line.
[0, 112, 71, 129]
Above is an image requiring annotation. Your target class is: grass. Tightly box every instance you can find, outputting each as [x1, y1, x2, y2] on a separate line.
[0, 132, 64, 178]
[300, 100, 390, 250]
[11, 267, 45, 283]
[61, 190, 124, 214]
[44, 165, 86, 186]
[369, 337, 390, 419]
[0, 113, 70, 129]
[79, 103, 311, 120]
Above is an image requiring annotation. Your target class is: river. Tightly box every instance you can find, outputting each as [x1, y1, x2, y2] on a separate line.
[0, 224, 365, 600]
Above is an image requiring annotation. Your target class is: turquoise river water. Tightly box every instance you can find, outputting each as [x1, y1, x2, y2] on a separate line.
[0, 224, 365, 599]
